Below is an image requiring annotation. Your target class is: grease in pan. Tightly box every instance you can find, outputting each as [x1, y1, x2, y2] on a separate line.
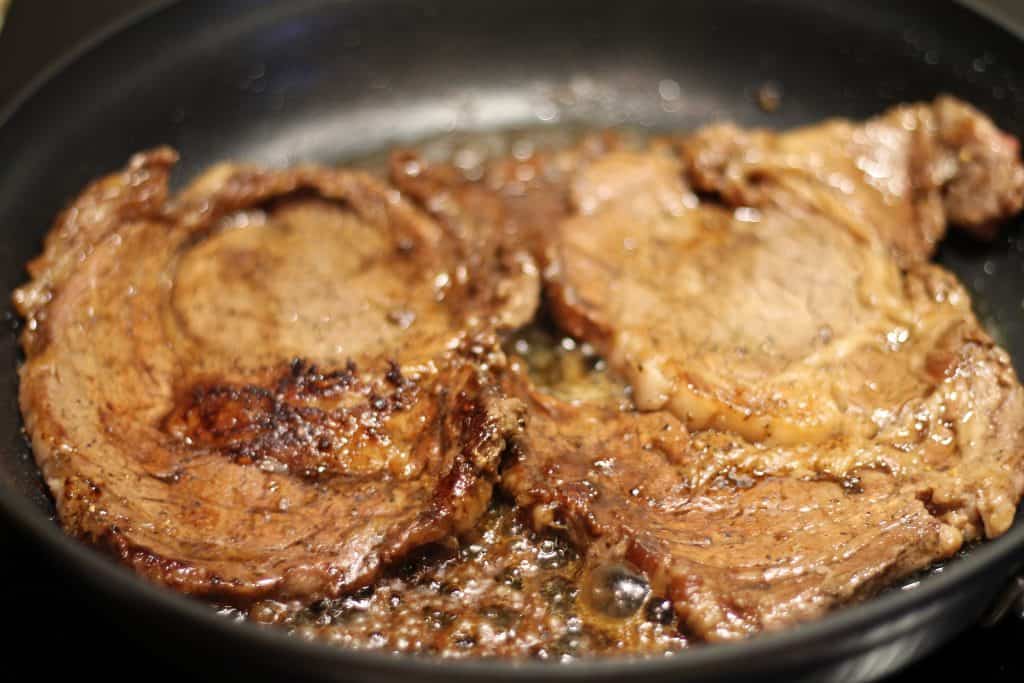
[14, 97, 1024, 656]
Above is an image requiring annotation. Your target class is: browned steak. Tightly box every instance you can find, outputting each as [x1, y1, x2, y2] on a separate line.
[496, 100, 1024, 641]
[544, 99, 1024, 536]
[501, 370, 959, 640]
[389, 133, 617, 268]
[552, 153, 1024, 524]
[14, 149, 531, 604]
[15, 96, 1024, 650]
[680, 96, 1024, 264]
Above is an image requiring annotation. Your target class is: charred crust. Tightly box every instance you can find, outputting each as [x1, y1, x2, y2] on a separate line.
[162, 358, 427, 479]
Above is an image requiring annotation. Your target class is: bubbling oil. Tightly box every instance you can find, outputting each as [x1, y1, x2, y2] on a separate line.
[237, 498, 686, 659]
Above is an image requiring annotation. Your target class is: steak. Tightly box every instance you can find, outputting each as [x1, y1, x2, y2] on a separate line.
[501, 370, 959, 640]
[497, 100, 1024, 639]
[681, 96, 1024, 263]
[15, 149, 531, 604]
[544, 100, 1024, 531]
[551, 148, 1024, 523]
[15, 95, 1024, 650]
[550, 99, 1024, 445]
[390, 133, 617, 267]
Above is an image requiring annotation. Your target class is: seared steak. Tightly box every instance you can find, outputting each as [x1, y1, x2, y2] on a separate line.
[503, 385, 959, 640]
[15, 149, 531, 604]
[552, 148, 1024, 519]
[550, 99, 1024, 445]
[501, 101, 1024, 640]
[501, 365, 962, 640]
[390, 133, 617, 268]
[545, 101, 1024, 520]
[15, 96, 1024, 651]
[501, 100, 1024, 640]
[681, 96, 1024, 263]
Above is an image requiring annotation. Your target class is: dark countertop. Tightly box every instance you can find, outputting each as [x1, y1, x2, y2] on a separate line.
[0, 2, 1021, 680]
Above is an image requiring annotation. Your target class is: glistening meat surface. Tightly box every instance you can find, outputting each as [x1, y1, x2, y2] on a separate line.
[545, 99, 1024, 539]
[551, 99, 1022, 441]
[14, 150, 532, 604]
[15, 96, 1024, 653]
[501, 366, 962, 640]
[403, 100, 1024, 642]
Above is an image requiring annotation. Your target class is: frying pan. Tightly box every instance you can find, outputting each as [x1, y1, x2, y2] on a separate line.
[1, 1, 1024, 681]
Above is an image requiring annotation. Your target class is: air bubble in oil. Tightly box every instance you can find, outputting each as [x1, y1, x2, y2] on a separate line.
[583, 563, 650, 619]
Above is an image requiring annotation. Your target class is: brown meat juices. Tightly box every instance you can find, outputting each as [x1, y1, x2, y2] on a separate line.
[15, 97, 1024, 653]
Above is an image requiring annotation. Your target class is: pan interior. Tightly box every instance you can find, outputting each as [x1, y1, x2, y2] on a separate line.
[0, 0, 1023, 662]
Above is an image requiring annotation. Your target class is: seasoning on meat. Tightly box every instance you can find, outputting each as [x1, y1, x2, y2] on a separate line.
[14, 151, 533, 604]
[15, 96, 1024, 655]
[402, 98, 1024, 644]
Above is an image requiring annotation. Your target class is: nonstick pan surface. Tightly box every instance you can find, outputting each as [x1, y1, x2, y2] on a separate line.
[2, 1, 1024, 681]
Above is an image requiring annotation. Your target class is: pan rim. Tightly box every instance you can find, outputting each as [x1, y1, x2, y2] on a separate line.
[1, 0, 1023, 678]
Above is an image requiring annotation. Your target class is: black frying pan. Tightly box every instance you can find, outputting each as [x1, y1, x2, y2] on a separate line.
[2, 1, 1024, 681]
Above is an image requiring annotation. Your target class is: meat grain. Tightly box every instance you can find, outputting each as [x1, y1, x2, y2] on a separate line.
[15, 150, 532, 604]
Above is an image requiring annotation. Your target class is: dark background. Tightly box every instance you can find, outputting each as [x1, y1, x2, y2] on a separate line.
[0, 1, 1021, 680]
